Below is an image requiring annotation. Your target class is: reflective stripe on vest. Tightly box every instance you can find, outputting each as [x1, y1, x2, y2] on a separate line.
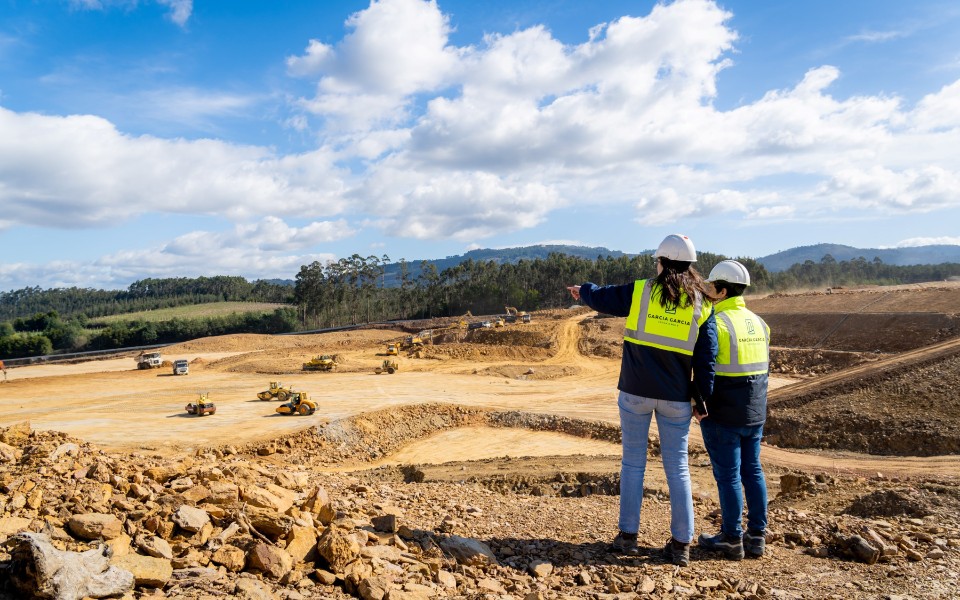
[715, 309, 770, 376]
[624, 279, 709, 355]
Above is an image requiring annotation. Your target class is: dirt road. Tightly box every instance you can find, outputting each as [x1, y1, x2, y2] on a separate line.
[1, 311, 957, 478]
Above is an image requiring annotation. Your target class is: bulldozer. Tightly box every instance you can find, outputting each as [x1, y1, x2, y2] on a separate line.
[374, 359, 399, 374]
[185, 392, 216, 416]
[275, 391, 317, 416]
[385, 344, 399, 356]
[302, 354, 336, 372]
[492, 316, 505, 328]
[257, 381, 293, 401]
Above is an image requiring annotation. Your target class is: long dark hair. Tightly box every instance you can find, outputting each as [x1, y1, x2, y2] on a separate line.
[654, 257, 709, 310]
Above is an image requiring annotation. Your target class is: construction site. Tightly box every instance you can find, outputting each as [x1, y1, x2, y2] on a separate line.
[1, 285, 959, 599]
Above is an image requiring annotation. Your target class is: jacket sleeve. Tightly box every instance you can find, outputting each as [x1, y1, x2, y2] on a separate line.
[692, 310, 717, 400]
[578, 281, 635, 317]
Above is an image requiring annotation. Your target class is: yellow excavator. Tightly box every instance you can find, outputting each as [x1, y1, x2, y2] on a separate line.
[504, 306, 531, 323]
[275, 391, 317, 416]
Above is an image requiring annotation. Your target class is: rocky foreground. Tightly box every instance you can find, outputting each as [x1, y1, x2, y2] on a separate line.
[2, 420, 960, 600]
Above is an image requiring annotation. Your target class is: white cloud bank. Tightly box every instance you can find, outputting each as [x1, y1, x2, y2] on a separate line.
[2, 0, 960, 289]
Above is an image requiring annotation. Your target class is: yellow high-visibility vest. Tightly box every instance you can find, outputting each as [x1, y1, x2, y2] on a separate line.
[624, 279, 712, 355]
[714, 296, 770, 377]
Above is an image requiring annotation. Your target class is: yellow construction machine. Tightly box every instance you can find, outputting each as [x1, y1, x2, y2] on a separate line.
[493, 317, 505, 327]
[185, 392, 216, 416]
[257, 381, 293, 401]
[399, 335, 424, 350]
[374, 359, 399, 374]
[275, 391, 317, 416]
[302, 354, 336, 372]
[504, 306, 531, 323]
[385, 344, 399, 356]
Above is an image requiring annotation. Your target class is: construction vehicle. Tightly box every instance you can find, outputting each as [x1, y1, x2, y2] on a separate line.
[492, 317, 505, 328]
[385, 344, 399, 356]
[302, 354, 336, 372]
[374, 359, 399, 374]
[257, 381, 293, 401]
[399, 335, 424, 350]
[136, 351, 163, 370]
[172, 359, 189, 376]
[504, 306, 532, 323]
[185, 393, 216, 416]
[275, 391, 317, 416]
[468, 320, 492, 330]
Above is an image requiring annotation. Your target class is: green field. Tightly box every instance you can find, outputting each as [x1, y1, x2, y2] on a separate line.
[91, 302, 290, 324]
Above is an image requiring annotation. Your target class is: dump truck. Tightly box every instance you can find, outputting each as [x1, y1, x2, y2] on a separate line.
[185, 393, 216, 416]
[374, 359, 399, 374]
[302, 355, 336, 371]
[275, 391, 317, 416]
[257, 381, 293, 401]
[136, 351, 163, 370]
[172, 359, 189, 376]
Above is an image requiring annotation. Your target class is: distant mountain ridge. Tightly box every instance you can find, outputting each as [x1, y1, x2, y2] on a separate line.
[289, 242, 960, 287]
[755, 243, 960, 272]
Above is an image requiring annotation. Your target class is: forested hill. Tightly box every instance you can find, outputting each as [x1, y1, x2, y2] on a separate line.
[382, 244, 627, 285]
[758, 244, 960, 272]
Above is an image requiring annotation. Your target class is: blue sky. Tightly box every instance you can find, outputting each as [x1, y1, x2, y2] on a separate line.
[1, 0, 959, 291]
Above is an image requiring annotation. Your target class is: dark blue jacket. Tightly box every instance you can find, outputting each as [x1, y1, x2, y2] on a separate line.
[579, 281, 716, 403]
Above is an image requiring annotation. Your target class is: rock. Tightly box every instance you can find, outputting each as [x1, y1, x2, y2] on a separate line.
[111, 553, 173, 588]
[317, 526, 361, 573]
[303, 485, 331, 514]
[212, 545, 247, 572]
[0, 440, 22, 463]
[528, 560, 553, 577]
[846, 535, 880, 565]
[477, 578, 505, 593]
[247, 542, 294, 579]
[313, 568, 337, 585]
[0, 420, 30, 446]
[372, 513, 398, 533]
[180, 485, 211, 503]
[206, 481, 240, 504]
[8, 532, 134, 600]
[436, 570, 457, 589]
[144, 463, 187, 484]
[0, 516, 33, 536]
[639, 576, 656, 593]
[235, 577, 280, 600]
[172, 505, 210, 532]
[242, 486, 289, 512]
[136, 535, 173, 560]
[358, 575, 392, 600]
[246, 506, 295, 538]
[68, 513, 123, 541]
[285, 525, 318, 563]
[438, 535, 498, 566]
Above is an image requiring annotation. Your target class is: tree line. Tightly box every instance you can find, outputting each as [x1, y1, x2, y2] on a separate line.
[2, 252, 958, 359]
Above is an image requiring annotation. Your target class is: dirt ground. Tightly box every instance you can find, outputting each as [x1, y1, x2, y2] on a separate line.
[2, 284, 960, 599]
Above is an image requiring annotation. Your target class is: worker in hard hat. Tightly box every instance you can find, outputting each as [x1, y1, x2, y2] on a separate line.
[696, 259, 770, 560]
[567, 234, 716, 567]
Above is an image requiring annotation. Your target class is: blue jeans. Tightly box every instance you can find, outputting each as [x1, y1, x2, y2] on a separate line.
[699, 419, 768, 537]
[618, 390, 694, 543]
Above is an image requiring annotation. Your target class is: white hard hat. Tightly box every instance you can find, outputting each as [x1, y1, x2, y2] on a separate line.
[707, 260, 751, 286]
[653, 234, 697, 262]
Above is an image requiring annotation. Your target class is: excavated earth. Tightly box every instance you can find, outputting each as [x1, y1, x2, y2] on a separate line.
[1, 282, 960, 599]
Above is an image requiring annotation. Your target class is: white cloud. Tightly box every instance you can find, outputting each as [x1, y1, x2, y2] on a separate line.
[0, 107, 349, 228]
[0, 218, 345, 289]
[156, 0, 192, 26]
[845, 30, 906, 43]
[894, 237, 960, 247]
[820, 166, 960, 211]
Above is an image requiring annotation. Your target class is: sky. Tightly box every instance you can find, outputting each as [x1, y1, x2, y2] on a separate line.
[1, 0, 959, 291]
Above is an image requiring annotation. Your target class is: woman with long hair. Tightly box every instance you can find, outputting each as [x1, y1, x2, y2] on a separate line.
[567, 234, 716, 567]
